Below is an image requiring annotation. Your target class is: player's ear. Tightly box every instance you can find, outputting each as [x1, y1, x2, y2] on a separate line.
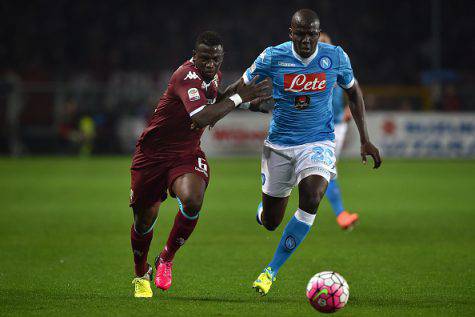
[288, 27, 293, 40]
[192, 49, 196, 59]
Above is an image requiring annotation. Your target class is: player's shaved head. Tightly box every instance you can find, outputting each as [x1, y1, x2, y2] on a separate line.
[291, 9, 320, 29]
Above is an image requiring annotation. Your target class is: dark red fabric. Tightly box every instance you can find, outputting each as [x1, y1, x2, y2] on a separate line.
[130, 149, 210, 209]
[160, 211, 199, 262]
[132, 60, 221, 164]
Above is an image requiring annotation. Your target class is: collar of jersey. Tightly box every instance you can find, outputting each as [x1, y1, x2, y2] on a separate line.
[291, 43, 319, 66]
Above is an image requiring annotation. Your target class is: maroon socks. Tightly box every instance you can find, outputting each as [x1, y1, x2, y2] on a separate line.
[160, 211, 198, 262]
[130, 225, 153, 277]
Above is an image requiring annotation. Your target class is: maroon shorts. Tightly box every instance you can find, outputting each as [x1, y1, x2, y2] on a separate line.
[130, 149, 210, 209]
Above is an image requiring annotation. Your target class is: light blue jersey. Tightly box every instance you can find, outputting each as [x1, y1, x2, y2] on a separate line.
[332, 85, 345, 124]
[243, 41, 355, 146]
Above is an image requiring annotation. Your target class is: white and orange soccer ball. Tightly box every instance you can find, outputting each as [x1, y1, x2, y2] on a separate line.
[306, 271, 349, 313]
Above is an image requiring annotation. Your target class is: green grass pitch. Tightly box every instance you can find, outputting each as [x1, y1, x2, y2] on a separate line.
[0, 157, 474, 316]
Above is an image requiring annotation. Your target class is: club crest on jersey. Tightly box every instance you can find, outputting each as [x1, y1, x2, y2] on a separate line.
[184, 71, 200, 80]
[187, 88, 200, 101]
[318, 56, 332, 70]
[284, 73, 326, 92]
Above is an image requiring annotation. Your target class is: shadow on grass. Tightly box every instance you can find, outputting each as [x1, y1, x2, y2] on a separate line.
[165, 294, 301, 304]
[0, 288, 301, 306]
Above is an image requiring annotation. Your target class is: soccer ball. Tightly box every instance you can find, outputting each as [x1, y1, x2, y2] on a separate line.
[306, 271, 349, 313]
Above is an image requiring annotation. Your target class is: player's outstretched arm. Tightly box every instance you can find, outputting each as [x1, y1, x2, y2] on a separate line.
[216, 79, 241, 103]
[345, 81, 382, 169]
[191, 76, 271, 129]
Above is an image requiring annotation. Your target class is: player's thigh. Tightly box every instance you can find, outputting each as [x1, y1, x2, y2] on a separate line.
[168, 153, 209, 214]
[298, 174, 328, 213]
[294, 141, 336, 212]
[130, 166, 168, 212]
[130, 166, 168, 231]
[261, 145, 294, 198]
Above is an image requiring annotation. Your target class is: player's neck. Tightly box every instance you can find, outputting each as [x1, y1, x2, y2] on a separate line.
[291, 43, 318, 66]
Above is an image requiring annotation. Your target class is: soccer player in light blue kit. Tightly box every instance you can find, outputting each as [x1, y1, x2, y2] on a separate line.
[243, 9, 382, 295]
[319, 32, 359, 230]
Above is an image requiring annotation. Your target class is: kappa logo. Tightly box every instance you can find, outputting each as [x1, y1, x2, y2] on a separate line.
[278, 61, 297, 67]
[188, 88, 200, 101]
[184, 71, 200, 80]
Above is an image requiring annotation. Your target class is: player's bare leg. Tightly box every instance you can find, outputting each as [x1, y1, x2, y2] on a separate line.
[298, 175, 328, 216]
[257, 193, 289, 230]
[155, 173, 206, 290]
[254, 175, 327, 295]
[131, 202, 160, 298]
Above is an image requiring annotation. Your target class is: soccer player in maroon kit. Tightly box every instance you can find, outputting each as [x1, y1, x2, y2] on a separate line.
[130, 31, 271, 298]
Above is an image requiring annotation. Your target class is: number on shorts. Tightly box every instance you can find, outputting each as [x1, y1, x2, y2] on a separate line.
[197, 158, 208, 171]
[311, 146, 334, 166]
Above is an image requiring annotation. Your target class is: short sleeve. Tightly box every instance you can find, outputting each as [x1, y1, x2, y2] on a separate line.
[242, 47, 273, 84]
[336, 46, 355, 89]
[174, 71, 207, 117]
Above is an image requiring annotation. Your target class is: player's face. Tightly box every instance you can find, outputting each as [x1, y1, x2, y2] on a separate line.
[289, 21, 320, 58]
[193, 44, 224, 81]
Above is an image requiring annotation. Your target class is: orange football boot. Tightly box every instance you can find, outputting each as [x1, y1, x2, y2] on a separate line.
[336, 211, 359, 230]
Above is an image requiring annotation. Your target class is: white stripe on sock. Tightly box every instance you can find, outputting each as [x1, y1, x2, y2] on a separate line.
[294, 209, 316, 226]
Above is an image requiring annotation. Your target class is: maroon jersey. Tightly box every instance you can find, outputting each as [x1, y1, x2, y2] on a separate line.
[133, 60, 221, 166]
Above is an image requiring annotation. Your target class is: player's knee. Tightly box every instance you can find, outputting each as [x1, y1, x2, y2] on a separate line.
[134, 218, 156, 235]
[179, 194, 203, 216]
[263, 221, 279, 231]
[300, 189, 324, 214]
[133, 205, 159, 235]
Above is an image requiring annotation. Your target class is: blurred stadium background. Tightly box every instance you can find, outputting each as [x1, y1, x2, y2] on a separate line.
[1, 0, 474, 316]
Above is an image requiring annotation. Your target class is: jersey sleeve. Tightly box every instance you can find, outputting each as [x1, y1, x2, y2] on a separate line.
[242, 46, 273, 84]
[336, 46, 355, 89]
[173, 73, 207, 117]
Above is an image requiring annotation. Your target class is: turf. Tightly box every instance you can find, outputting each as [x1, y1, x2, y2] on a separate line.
[0, 157, 474, 316]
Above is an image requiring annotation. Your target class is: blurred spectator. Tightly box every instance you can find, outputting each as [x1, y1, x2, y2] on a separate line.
[58, 98, 96, 156]
[442, 85, 461, 112]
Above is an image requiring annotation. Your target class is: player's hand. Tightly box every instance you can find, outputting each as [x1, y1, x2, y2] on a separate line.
[249, 95, 273, 113]
[361, 141, 382, 169]
[236, 76, 271, 103]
